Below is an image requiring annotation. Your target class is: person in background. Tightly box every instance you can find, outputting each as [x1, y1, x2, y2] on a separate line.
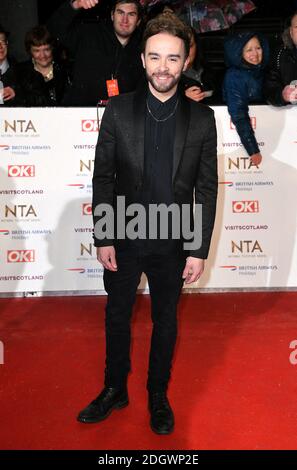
[264, 11, 297, 106]
[17, 25, 71, 107]
[181, 27, 216, 104]
[47, 0, 144, 106]
[0, 24, 18, 106]
[223, 32, 269, 166]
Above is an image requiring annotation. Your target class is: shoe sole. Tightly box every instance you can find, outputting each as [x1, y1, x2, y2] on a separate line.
[77, 399, 129, 424]
[150, 421, 174, 435]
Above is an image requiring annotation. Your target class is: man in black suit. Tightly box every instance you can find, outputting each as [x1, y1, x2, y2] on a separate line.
[77, 11, 218, 434]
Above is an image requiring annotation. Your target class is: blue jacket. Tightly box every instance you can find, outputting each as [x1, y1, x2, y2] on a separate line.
[223, 32, 269, 156]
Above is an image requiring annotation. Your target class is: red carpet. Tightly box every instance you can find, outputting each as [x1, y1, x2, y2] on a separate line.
[0, 292, 297, 450]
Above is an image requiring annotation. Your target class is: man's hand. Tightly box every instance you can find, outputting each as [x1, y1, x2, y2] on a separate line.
[182, 257, 204, 284]
[185, 86, 206, 103]
[3, 87, 15, 101]
[72, 0, 99, 10]
[282, 84, 297, 103]
[97, 246, 117, 272]
[250, 152, 262, 166]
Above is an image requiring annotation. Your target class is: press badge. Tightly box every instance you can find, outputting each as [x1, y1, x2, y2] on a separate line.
[106, 79, 120, 97]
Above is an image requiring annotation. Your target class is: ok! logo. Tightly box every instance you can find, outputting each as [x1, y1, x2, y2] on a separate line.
[7, 250, 35, 263]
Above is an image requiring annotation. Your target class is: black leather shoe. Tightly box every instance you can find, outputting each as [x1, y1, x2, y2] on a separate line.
[149, 391, 174, 435]
[77, 387, 129, 423]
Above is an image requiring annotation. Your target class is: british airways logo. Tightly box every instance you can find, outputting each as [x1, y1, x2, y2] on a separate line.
[66, 268, 86, 274]
[219, 181, 233, 187]
[220, 265, 237, 271]
[67, 184, 85, 190]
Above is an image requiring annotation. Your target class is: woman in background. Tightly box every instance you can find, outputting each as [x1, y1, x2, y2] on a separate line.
[18, 25, 71, 106]
[223, 32, 269, 165]
[181, 27, 216, 104]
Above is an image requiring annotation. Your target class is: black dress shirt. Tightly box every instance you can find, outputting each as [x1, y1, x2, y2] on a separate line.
[136, 88, 182, 255]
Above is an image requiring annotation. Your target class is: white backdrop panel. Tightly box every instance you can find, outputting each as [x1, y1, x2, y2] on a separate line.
[0, 106, 297, 295]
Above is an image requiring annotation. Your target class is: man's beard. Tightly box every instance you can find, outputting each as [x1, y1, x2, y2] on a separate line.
[146, 71, 181, 94]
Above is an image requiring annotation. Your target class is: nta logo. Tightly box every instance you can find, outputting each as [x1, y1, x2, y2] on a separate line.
[232, 240, 263, 254]
[5, 205, 37, 218]
[3, 120, 37, 133]
[81, 243, 93, 256]
[228, 157, 259, 170]
[80, 160, 94, 172]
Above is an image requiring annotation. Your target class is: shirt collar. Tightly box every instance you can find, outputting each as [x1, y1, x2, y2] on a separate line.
[0, 59, 9, 75]
[147, 87, 178, 115]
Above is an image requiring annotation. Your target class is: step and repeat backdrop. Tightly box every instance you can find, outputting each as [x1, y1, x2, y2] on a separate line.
[0, 106, 297, 296]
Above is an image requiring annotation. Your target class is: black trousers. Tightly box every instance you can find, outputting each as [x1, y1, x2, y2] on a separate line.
[103, 250, 186, 392]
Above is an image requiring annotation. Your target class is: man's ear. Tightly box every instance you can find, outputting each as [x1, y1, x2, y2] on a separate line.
[111, 11, 114, 22]
[141, 52, 146, 69]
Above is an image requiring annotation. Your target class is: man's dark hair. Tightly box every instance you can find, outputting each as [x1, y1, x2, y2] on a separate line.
[142, 10, 190, 58]
[25, 25, 55, 55]
[283, 10, 297, 29]
[112, 0, 143, 18]
[289, 10, 297, 25]
[0, 24, 9, 41]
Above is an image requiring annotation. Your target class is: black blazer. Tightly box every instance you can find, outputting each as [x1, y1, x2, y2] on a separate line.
[92, 84, 218, 259]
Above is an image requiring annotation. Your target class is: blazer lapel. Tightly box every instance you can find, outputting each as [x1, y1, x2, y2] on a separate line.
[172, 94, 190, 183]
[133, 83, 147, 180]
